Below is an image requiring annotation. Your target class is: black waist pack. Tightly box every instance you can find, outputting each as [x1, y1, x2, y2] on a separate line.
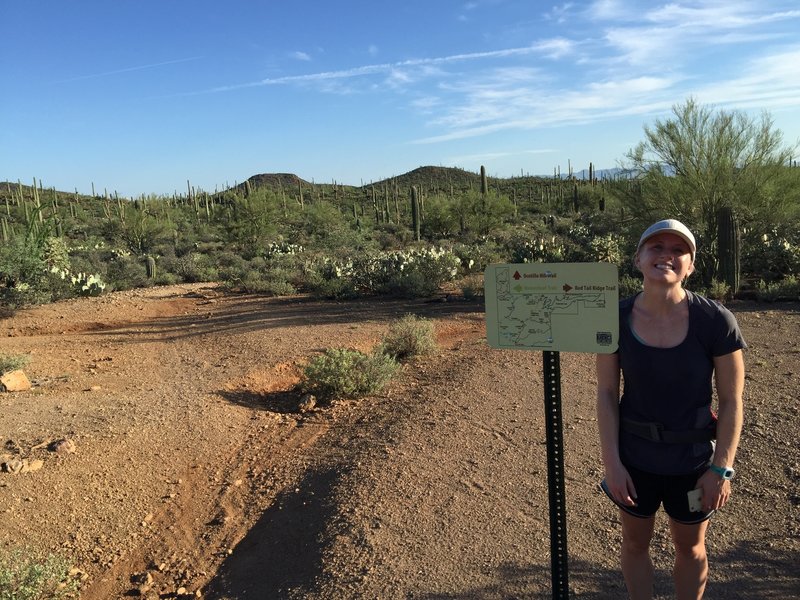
[621, 411, 717, 444]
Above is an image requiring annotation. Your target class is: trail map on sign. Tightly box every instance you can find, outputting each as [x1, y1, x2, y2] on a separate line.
[485, 263, 619, 354]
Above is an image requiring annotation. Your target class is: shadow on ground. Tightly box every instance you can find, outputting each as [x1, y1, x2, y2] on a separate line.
[87, 293, 484, 343]
[217, 388, 302, 414]
[203, 463, 342, 599]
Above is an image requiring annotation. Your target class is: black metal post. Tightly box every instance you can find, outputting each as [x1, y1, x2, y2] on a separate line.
[543, 350, 569, 598]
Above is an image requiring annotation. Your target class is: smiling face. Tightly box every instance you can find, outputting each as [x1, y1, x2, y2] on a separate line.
[634, 232, 695, 284]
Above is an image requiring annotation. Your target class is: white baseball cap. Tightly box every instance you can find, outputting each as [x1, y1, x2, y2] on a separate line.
[637, 219, 696, 260]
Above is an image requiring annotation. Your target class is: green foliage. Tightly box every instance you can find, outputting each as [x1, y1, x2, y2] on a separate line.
[452, 241, 502, 273]
[105, 255, 149, 290]
[618, 275, 642, 299]
[459, 273, 485, 301]
[2, 151, 797, 307]
[755, 276, 800, 302]
[615, 97, 799, 285]
[300, 348, 399, 402]
[40, 237, 69, 271]
[307, 247, 461, 299]
[0, 548, 79, 600]
[218, 255, 298, 296]
[707, 278, 732, 301]
[169, 252, 218, 283]
[510, 235, 566, 263]
[743, 229, 800, 281]
[380, 314, 436, 361]
[0, 354, 30, 376]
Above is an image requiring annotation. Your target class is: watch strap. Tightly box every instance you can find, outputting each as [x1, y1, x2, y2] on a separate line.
[709, 464, 735, 479]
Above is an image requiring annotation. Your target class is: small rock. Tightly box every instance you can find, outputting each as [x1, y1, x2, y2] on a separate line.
[0, 370, 31, 392]
[20, 459, 44, 473]
[49, 438, 77, 454]
[1, 458, 24, 474]
[297, 393, 317, 413]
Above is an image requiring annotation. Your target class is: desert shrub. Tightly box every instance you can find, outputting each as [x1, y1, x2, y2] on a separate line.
[170, 252, 218, 283]
[618, 274, 642, 299]
[301, 348, 399, 402]
[452, 240, 502, 273]
[586, 233, 624, 265]
[306, 272, 359, 300]
[154, 272, 179, 286]
[0, 548, 79, 599]
[743, 229, 800, 281]
[306, 247, 461, 299]
[0, 240, 46, 292]
[0, 354, 30, 376]
[370, 247, 461, 298]
[509, 235, 566, 263]
[105, 255, 149, 291]
[459, 273, 485, 300]
[40, 237, 70, 271]
[707, 278, 732, 301]
[380, 314, 436, 361]
[755, 275, 800, 302]
[228, 268, 296, 296]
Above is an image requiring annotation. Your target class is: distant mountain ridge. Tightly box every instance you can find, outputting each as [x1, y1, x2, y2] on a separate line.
[2, 164, 622, 201]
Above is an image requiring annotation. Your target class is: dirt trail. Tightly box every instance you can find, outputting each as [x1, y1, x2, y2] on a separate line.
[0, 285, 798, 598]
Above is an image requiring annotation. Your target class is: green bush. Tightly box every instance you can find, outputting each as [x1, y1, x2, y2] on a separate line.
[170, 252, 218, 283]
[707, 278, 732, 301]
[301, 348, 399, 402]
[0, 354, 30, 376]
[370, 247, 461, 298]
[380, 314, 436, 361]
[306, 273, 359, 300]
[743, 229, 800, 281]
[0, 549, 78, 599]
[459, 273, 485, 300]
[755, 275, 800, 302]
[509, 235, 566, 263]
[104, 255, 149, 291]
[618, 275, 642, 299]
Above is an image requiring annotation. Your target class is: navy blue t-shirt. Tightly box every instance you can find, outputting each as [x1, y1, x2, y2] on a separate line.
[617, 291, 746, 475]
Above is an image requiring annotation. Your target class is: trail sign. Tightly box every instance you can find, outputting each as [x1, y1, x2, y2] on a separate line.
[484, 262, 619, 599]
[485, 263, 618, 353]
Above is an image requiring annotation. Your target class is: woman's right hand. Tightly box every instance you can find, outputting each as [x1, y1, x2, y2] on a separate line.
[604, 463, 637, 507]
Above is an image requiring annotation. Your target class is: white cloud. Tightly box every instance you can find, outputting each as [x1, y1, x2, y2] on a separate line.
[290, 51, 311, 61]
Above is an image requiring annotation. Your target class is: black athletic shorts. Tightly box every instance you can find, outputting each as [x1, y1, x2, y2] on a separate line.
[600, 464, 714, 524]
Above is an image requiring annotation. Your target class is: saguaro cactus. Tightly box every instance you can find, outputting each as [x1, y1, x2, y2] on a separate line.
[717, 206, 740, 295]
[480, 165, 488, 196]
[411, 186, 421, 242]
[145, 255, 157, 280]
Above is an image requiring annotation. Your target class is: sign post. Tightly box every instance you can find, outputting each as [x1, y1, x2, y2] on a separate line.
[485, 263, 619, 599]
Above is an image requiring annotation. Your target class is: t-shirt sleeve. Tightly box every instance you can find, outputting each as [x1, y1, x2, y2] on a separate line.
[712, 305, 747, 356]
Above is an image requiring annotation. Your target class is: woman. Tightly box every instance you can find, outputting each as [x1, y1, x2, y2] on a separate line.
[597, 219, 745, 600]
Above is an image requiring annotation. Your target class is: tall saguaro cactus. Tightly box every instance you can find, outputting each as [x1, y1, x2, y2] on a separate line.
[480, 165, 488, 196]
[411, 186, 421, 242]
[717, 206, 741, 295]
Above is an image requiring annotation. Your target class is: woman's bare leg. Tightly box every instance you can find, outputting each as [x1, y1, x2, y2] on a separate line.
[620, 510, 656, 600]
[669, 518, 709, 600]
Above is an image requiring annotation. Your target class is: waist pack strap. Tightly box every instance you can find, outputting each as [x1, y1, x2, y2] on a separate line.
[621, 418, 716, 443]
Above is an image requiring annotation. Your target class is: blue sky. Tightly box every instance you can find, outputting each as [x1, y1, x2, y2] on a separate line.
[2, 0, 799, 198]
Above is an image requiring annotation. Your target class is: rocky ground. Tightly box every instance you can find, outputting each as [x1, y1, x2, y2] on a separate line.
[0, 284, 798, 599]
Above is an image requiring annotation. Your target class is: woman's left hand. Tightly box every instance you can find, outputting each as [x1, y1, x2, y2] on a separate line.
[696, 468, 731, 512]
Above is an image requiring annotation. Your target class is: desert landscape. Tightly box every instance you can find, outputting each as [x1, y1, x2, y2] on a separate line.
[0, 284, 798, 599]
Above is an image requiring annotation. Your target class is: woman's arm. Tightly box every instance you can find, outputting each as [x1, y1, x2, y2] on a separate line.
[596, 352, 637, 506]
[696, 349, 745, 511]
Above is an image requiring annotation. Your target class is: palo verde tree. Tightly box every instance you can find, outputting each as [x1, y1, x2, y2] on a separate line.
[615, 97, 799, 286]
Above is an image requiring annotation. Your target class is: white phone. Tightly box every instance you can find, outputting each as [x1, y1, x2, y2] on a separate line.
[687, 488, 703, 512]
